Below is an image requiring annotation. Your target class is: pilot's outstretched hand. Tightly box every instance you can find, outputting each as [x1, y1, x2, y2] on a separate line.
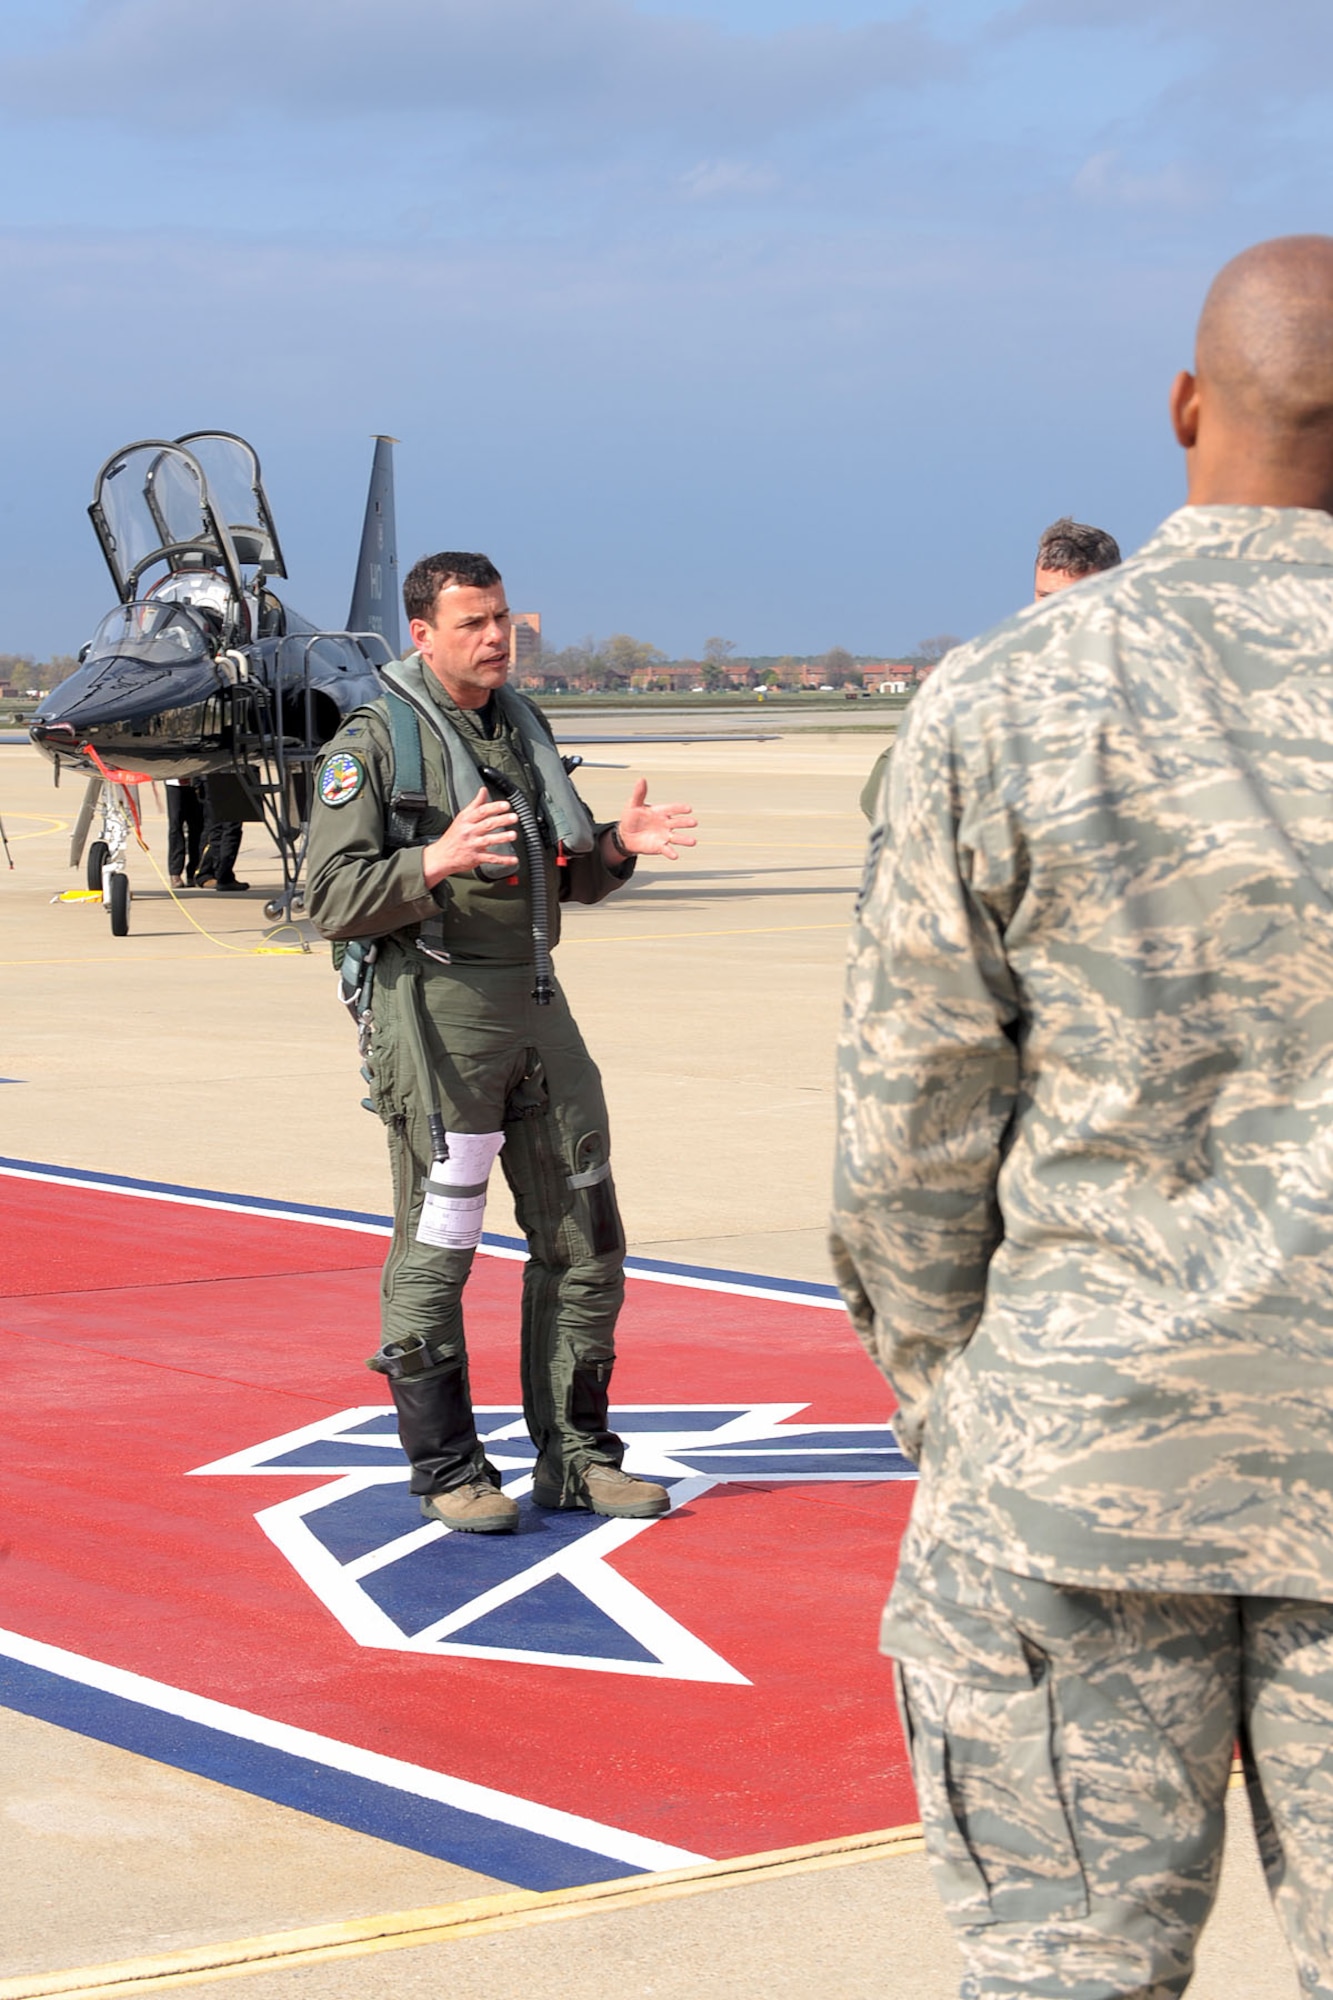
[423, 786, 518, 885]
[607, 778, 698, 862]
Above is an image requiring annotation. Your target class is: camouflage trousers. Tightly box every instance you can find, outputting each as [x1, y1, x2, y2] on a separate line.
[883, 1532, 1333, 1999]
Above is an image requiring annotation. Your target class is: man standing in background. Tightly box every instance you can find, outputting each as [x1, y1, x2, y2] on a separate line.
[858, 518, 1120, 820]
[833, 236, 1333, 1995]
[1032, 515, 1122, 598]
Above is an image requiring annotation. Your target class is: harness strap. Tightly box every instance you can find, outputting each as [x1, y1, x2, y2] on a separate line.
[385, 689, 428, 850]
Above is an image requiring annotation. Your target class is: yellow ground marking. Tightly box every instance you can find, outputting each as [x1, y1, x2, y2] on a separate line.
[0, 953, 306, 968]
[1, 919, 849, 965]
[0, 1824, 926, 2000]
[1, 814, 69, 840]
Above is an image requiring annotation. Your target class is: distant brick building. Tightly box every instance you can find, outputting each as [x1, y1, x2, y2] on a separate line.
[509, 613, 541, 680]
[630, 661, 702, 692]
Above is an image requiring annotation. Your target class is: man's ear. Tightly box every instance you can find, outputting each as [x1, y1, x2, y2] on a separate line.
[1170, 369, 1200, 450]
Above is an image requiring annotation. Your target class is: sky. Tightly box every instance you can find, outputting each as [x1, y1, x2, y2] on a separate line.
[0, 0, 1330, 660]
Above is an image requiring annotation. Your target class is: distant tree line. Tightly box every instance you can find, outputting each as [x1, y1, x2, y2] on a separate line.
[0, 652, 78, 698]
[520, 633, 965, 692]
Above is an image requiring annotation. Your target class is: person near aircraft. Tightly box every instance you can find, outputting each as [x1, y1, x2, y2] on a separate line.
[165, 776, 205, 889]
[859, 516, 1121, 821]
[306, 552, 697, 1534]
[832, 234, 1333, 1996]
[196, 812, 248, 894]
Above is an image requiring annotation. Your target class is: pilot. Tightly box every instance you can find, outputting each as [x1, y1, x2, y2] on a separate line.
[306, 552, 697, 1534]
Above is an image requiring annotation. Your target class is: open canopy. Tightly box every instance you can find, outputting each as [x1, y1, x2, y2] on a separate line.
[89, 432, 287, 605]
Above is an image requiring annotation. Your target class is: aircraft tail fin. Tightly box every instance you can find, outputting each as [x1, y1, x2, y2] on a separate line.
[348, 435, 400, 653]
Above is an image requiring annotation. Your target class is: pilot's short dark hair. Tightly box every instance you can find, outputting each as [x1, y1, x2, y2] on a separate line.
[403, 552, 503, 622]
[1035, 518, 1121, 576]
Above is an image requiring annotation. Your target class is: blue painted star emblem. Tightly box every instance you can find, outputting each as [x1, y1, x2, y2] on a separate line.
[193, 1405, 914, 1683]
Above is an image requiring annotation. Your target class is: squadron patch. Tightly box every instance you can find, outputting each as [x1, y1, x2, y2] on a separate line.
[319, 752, 365, 808]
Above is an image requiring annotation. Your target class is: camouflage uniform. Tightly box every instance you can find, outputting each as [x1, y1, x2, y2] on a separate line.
[859, 740, 893, 821]
[832, 507, 1333, 1995]
[307, 655, 636, 1505]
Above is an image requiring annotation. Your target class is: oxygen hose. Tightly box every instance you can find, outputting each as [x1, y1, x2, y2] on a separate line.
[480, 766, 554, 1006]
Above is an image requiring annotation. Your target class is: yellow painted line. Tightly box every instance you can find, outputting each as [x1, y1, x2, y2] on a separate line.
[3, 921, 852, 963]
[0, 953, 294, 968]
[2, 814, 69, 840]
[0, 1824, 925, 2000]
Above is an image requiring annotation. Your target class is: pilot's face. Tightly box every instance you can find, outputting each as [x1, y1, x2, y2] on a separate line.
[410, 582, 512, 709]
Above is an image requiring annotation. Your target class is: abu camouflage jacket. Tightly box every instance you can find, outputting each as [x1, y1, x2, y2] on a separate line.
[831, 505, 1333, 1598]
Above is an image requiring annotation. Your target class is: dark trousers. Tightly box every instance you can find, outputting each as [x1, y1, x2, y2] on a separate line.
[166, 784, 205, 881]
[199, 817, 243, 884]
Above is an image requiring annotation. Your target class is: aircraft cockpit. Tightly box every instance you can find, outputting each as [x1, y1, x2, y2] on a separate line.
[82, 599, 222, 676]
[89, 432, 290, 648]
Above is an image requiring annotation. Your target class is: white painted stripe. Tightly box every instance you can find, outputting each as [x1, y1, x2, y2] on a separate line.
[0, 1163, 393, 1237]
[0, 1625, 707, 1874]
[0, 1162, 845, 1307]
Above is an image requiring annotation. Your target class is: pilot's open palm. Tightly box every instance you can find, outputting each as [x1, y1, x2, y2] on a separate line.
[616, 778, 698, 861]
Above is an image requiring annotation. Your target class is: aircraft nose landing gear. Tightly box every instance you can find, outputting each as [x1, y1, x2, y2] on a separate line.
[83, 773, 142, 937]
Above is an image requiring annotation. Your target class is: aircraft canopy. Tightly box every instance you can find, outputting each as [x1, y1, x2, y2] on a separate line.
[84, 600, 219, 674]
[90, 433, 287, 604]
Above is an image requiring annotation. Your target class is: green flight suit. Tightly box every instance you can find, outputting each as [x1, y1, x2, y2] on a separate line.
[306, 655, 635, 1503]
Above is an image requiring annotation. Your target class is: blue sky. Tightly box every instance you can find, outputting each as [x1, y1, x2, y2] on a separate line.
[1, 0, 1330, 659]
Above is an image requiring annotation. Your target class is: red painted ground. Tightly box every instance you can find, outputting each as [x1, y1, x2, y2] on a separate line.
[0, 1174, 918, 1859]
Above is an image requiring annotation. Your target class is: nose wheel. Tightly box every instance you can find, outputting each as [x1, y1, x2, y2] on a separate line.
[108, 872, 130, 936]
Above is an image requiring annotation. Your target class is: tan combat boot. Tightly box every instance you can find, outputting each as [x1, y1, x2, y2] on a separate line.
[534, 1464, 671, 1518]
[421, 1479, 519, 1534]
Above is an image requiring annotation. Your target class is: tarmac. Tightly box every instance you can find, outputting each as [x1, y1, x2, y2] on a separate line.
[0, 729, 1303, 1998]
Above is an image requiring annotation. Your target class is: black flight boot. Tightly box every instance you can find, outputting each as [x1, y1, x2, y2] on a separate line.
[371, 1342, 518, 1534]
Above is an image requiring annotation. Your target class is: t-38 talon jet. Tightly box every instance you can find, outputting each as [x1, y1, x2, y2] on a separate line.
[29, 431, 400, 935]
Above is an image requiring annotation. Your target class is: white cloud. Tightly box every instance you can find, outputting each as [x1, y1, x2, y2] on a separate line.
[680, 159, 781, 200]
[1072, 149, 1205, 210]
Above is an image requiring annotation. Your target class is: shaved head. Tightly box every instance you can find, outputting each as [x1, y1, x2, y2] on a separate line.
[1197, 236, 1333, 434]
[1173, 235, 1333, 511]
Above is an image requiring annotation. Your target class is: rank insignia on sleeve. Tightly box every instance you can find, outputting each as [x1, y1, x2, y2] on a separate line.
[319, 752, 365, 807]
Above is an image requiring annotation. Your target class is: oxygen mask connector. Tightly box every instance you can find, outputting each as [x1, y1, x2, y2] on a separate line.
[480, 764, 555, 1006]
